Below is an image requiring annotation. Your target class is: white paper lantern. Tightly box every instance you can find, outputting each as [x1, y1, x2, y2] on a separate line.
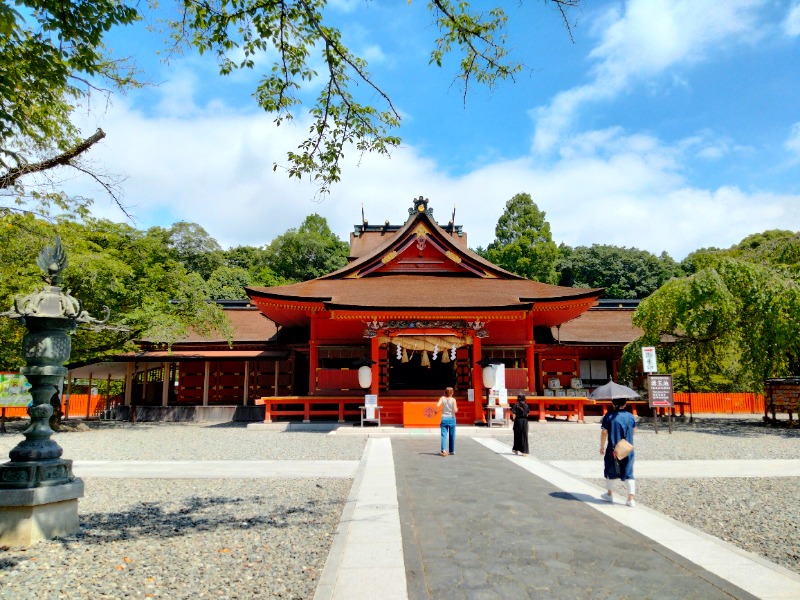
[482, 365, 497, 389]
[358, 365, 373, 388]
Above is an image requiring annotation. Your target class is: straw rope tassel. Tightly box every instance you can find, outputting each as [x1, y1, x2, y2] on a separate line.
[421, 350, 430, 367]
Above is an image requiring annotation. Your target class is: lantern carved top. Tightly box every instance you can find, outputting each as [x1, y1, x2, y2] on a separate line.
[36, 236, 68, 285]
[2, 237, 110, 325]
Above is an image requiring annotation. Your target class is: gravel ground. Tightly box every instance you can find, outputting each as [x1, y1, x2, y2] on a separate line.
[0, 421, 368, 461]
[0, 423, 365, 600]
[0, 416, 798, 598]
[496, 415, 800, 576]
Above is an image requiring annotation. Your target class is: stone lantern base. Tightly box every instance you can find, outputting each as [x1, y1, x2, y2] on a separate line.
[0, 479, 84, 546]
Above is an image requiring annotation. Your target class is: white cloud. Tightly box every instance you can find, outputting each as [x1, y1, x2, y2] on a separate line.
[785, 2, 800, 36]
[785, 122, 800, 158]
[60, 94, 800, 263]
[533, 0, 767, 152]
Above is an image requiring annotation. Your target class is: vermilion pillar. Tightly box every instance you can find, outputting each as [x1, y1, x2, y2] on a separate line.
[472, 335, 483, 423]
[370, 336, 380, 396]
[526, 312, 535, 393]
[308, 312, 318, 395]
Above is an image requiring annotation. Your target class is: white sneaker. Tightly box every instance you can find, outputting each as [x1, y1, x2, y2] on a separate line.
[600, 493, 613, 503]
[626, 499, 636, 508]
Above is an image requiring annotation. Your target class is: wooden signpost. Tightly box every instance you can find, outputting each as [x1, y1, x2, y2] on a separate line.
[648, 374, 674, 433]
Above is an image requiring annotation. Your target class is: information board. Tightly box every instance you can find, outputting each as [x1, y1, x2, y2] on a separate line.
[648, 374, 674, 407]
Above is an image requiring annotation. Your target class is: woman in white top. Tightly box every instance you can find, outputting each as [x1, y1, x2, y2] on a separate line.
[436, 387, 458, 456]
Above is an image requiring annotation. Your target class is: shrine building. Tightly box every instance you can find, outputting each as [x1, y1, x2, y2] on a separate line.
[68, 197, 643, 425]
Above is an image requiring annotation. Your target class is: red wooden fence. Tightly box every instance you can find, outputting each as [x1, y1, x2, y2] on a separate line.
[1, 394, 108, 419]
[673, 392, 764, 414]
[1, 392, 767, 421]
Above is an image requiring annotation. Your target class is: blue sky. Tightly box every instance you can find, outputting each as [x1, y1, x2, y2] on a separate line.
[66, 0, 800, 260]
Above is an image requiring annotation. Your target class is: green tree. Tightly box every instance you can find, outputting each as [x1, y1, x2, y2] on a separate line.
[485, 193, 559, 283]
[265, 214, 348, 282]
[557, 244, 681, 299]
[164, 221, 224, 280]
[2, 1, 580, 198]
[0, 215, 231, 369]
[0, 1, 139, 199]
[622, 255, 800, 392]
[222, 245, 269, 272]
[206, 266, 252, 300]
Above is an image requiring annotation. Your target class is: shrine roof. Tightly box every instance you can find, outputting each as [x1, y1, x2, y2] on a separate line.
[553, 307, 642, 345]
[247, 275, 601, 310]
[161, 306, 278, 344]
[247, 197, 603, 327]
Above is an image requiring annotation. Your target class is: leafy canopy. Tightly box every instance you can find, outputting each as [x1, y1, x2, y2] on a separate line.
[0, 1, 139, 176]
[557, 244, 682, 299]
[0, 213, 231, 369]
[264, 213, 349, 282]
[1, 0, 580, 200]
[622, 253, 800, 392]
[485, 192, 559, 283]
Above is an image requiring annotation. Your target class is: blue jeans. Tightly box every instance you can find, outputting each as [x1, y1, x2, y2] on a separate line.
[440, 417, 456, 453]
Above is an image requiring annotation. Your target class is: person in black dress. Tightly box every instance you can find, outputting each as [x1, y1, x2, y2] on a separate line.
[511, 394, 530, 455]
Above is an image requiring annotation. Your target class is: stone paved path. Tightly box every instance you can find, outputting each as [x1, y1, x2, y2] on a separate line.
[393, 437, 757, 600]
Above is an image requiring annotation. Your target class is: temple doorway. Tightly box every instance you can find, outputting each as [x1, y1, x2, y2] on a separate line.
[387, 351, 457, 390]
[386, 336, 461, 391]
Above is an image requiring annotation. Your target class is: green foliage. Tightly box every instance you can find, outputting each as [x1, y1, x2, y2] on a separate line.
[0, 0, 139, 176]
[622, 254, 800, 392]
[206, 266, 252, 300]
[557, 244, 682, 299]
[0, 214, 231, 369]
[163, 221, 224, 280]
[2, 1, 579, 198]
[264, 213, 349, 282]
[485, 193, 558, 283]
[429, 1, 521, 88]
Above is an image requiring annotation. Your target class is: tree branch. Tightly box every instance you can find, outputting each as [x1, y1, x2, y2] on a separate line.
[0, 128, 106, 190]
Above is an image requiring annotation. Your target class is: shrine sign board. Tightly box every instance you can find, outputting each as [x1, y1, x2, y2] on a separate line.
[641, 347, 658, 373]
[648, 374, 674, 407]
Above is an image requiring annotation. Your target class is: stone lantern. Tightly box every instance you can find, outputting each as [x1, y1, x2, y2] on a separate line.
[0, 237, 108, 545]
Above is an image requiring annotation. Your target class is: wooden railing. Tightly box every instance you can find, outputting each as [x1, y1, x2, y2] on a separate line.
[256, 396, 362, 422]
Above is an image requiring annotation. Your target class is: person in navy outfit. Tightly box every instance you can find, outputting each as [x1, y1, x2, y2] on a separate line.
[599, 398, 636, 507]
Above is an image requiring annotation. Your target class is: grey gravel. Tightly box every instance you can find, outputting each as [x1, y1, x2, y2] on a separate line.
[0, 421, 367, 461]
[0, 422, 364, 599]
[496, 415, 800, 576]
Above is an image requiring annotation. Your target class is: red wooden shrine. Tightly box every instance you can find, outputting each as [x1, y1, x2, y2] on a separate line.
[246, 197, 607, 425]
